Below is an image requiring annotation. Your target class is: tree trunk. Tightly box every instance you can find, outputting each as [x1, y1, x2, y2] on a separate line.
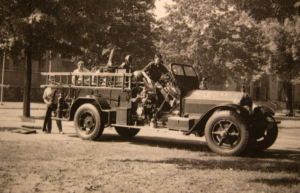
[23, 50, 32, 117]
[282, 80, 294, 116]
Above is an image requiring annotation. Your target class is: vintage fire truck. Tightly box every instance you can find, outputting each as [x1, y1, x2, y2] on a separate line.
[41, 63, 280, 156]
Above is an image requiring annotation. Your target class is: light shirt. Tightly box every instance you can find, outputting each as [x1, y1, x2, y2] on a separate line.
[72, 68, 90, 85]
[43, 87, 58, 104]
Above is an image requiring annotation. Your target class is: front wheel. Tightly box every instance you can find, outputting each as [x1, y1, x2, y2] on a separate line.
[74, 104, 104, 140]
[248, 124, 278, 151]
[205, 110, 249, 156]
[115, 127, 140, 138]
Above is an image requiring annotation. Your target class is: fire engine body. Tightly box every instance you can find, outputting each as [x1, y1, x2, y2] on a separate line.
[41, 63, 280, 156]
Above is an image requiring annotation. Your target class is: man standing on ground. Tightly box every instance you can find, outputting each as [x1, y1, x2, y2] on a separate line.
[42, 85, 64, 134]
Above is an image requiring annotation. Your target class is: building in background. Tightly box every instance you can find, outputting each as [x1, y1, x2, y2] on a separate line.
[0, 51, 77, 102]
[207, 74, 300, 111]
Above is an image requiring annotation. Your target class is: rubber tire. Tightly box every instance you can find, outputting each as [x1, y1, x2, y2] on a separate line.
[115, 127, 140, 138]
[205, 110, 249, 156]
[74, 104, 104, 140]
[248, 124, 278, 151]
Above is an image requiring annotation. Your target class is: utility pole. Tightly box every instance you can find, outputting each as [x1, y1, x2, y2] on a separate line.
[1, 51, 6, 105]
[49, 50, 52, 72]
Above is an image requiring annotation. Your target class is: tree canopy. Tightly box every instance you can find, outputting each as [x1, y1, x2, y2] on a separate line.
[155, 0, 259, 85]
[258, 18, 300, 81]
[228, 0, 300, 22]
[0, 0, 156, 64]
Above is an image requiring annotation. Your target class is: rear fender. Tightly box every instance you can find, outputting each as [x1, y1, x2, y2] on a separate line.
[69, 95, 111, 121]
[185, 104, 250, 136]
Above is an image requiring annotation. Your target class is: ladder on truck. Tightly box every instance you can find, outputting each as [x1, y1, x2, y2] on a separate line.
[40, 70, 133, 91]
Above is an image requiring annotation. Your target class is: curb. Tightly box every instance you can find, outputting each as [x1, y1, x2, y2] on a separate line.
[274, 116, 300, 121]
[0, 108, 46, 110]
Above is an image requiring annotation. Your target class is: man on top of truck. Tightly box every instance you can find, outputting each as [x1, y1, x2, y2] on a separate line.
[142, 53, 168, 83]
[119, 55, 133, 72]
[72, 61, 90, 85]
[142, 53, 177, 107]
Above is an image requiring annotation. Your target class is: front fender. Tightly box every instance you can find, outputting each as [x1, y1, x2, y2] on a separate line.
[253, 103, 275, 116]
[69, 95, 111, 121]
[184, 104, 250, 136]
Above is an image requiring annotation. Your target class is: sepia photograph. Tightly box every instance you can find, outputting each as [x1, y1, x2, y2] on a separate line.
[0, 0, 299, 192]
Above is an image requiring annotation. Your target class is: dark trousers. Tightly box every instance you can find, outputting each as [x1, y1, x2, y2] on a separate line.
[42, 104, 62, 133]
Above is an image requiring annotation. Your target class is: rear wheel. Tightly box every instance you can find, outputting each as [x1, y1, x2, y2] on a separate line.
[115, 127, 140, 138]
[205, 110, 249, 156]
[74, 104, 104, 140]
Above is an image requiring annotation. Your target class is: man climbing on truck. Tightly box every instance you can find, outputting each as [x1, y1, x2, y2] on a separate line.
[142, 53, 178, 107]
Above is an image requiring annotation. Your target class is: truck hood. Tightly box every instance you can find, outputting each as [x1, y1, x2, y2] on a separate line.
[183, 90, 246, 116]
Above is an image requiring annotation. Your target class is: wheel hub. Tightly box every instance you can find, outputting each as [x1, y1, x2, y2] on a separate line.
[220, 131, 228, 138]
[84, 116, 94, 128]
[212, 120, 240, 149]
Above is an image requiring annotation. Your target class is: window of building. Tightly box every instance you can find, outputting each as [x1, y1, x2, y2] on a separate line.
[62, 61, 75, 71]
[39, 59, 46, 72]
[13, 58, 25, 71]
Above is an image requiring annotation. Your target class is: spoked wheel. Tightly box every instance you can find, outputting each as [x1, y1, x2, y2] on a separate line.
[205, 110, 249, 156]
[115, 127, 140, 138]
[74, 104, 104, 140]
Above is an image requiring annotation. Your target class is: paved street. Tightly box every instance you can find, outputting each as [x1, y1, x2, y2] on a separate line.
[0, 101, 299, 128]
[0, 102, 299, 154]
[0, 102, 76, 139]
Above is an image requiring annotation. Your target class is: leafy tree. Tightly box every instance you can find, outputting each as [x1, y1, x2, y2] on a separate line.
[228, 0, 300, 22]
[258, 18, 300, 115]
[68, 0, 156, 70]
[228, 0, 300, 115]
[0, 0, 156, 117]
[105, 0, 156, 69]
[155, 0, 260, 86]
[0, 0, 88, 116]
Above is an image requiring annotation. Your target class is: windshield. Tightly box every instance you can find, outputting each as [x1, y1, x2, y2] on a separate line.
[184, 66, 197, 77]
[172, 65, 197, 77]
[171, 63, 199, 94]
[172, 65, 185, 75]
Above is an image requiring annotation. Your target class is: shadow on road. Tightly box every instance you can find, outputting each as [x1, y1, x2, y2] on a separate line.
[100, 133, 210, 152]
[243, 149, 300, 162]
[94, 133, 300, 162]
[250, 177, 300, 187]
[111, 156, 300, 174]
[63, 130, 300, 163]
